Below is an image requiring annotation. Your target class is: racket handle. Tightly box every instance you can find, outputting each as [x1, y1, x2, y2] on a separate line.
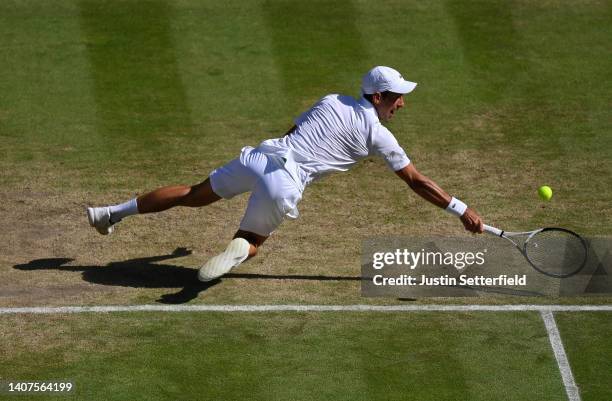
[483, 224, 503, 236]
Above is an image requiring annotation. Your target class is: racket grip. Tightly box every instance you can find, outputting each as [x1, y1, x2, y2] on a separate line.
[483, 224, 503, 236]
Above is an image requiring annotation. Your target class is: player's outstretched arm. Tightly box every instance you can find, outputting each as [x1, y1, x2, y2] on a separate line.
[394, 163, 483, 233]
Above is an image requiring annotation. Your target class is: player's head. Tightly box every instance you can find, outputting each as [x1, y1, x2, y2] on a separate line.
[361, 66, 417, 122]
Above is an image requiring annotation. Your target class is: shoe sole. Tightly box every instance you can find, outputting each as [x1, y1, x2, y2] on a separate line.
[198, 238, 251, 282]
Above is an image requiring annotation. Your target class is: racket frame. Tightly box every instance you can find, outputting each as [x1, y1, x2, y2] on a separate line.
[483, 224, 587, 278]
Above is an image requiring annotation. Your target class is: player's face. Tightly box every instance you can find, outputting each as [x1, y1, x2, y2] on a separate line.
[374, 92, 405, 122]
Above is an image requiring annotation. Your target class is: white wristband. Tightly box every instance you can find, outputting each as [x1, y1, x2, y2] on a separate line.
[446, 197, 468, 217]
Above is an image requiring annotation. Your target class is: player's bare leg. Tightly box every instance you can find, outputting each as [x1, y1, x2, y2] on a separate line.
[137, 178, 221, 213]
[87, 178, 221, 235]
[198, 230, 268, 281]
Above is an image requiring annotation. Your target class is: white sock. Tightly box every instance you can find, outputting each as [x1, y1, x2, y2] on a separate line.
[109, 198, 139, 223]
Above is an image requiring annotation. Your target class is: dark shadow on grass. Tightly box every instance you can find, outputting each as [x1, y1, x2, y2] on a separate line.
[13, 248, 218, 304]
[225, 272, 363, 281]
[13, 249, 367, 304]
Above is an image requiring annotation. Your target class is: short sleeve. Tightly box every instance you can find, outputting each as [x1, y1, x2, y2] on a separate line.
[369, 125, 410, 171]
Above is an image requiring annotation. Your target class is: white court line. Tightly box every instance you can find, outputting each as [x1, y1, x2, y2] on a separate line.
[0, 304, 611, 314]
[541, 311, 581, 401]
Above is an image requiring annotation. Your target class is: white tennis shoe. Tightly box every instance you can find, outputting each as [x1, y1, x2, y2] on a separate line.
[198, 238, 251, 281]
[86, 206, 114, 235]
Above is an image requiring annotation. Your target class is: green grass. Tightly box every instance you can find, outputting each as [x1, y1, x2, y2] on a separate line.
[1, 312, 569, 401]
[0, 1, 611, 399]
[555, 312, 612, 401]
[0, 1, 610, 292]
[1, 0, 610, 211]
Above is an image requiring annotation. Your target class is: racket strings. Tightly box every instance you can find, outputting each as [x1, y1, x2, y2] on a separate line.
[524, 229, 587, 277]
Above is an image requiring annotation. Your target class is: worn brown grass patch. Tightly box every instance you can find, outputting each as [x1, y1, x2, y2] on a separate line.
[1, 150, 610, 307]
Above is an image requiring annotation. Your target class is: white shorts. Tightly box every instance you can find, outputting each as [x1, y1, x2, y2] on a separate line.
[209, 146, 302, 237]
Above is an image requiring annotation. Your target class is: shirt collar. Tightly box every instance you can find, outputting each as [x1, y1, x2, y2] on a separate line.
[358, 96, 380, 123]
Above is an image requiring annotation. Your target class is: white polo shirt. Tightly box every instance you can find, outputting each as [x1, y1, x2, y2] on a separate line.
[257, 94, 411, 191]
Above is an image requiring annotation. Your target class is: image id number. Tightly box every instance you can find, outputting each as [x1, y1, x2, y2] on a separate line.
[3, 381, 74, 393]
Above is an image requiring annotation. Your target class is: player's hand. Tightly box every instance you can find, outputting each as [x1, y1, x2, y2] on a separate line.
[460, 208, 484, 234]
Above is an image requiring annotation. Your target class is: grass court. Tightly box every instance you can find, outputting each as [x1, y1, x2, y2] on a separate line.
[1, 1, 611, 400]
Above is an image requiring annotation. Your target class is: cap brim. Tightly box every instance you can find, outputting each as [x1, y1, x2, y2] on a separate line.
[391, 80, 417, 94]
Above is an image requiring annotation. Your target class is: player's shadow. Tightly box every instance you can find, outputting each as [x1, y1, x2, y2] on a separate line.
[225, 272, 363, 281]
[13, 248, 365, 304]
[13, 248, 217, 304]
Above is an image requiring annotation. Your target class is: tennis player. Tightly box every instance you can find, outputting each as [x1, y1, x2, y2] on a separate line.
[87, 66, 484, 281]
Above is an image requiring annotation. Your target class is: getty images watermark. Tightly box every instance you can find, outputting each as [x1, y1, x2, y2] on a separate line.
[361, 236, 612, 297]
[371, 247, 526, 287]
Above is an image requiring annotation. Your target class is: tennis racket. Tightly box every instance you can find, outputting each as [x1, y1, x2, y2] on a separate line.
[483, 224, 588, 278]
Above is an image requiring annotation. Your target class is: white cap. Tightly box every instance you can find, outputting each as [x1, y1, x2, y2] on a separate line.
[361, 66, 417, 95]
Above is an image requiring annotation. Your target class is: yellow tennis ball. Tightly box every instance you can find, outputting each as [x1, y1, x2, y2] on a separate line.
[538, 185, 553, 201]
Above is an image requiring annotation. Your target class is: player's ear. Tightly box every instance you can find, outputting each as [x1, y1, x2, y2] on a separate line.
[372, 92, 382, 105]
